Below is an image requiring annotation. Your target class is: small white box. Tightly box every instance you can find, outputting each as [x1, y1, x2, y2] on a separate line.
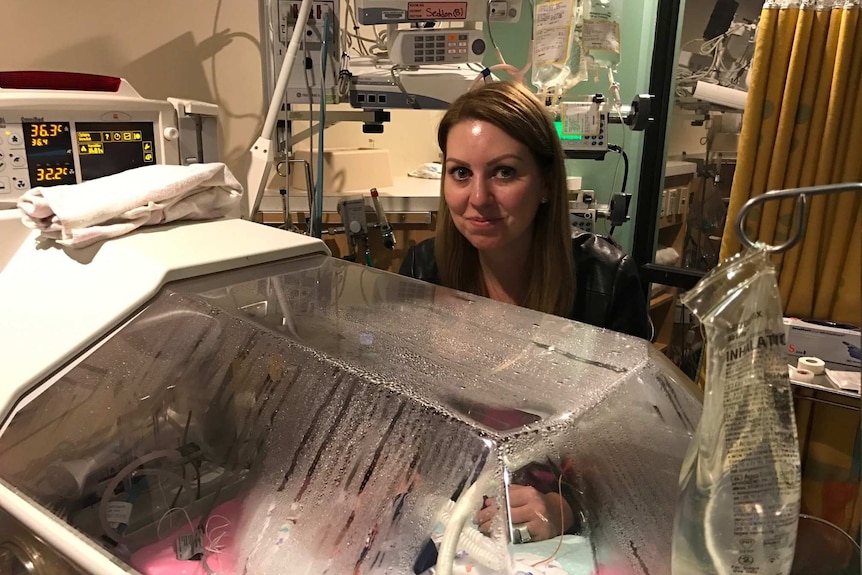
[660, 189, 668, 217]
[784, 317, 861, 371]
[668, 188, 680, 215]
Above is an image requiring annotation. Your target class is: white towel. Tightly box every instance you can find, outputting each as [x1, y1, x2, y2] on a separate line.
[17, 163, 243, 248]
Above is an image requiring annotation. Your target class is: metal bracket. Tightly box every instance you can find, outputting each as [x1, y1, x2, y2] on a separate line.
[736, 182, 862, 253]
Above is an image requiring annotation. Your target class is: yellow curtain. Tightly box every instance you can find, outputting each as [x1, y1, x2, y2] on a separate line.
[719, 1, 862, 326]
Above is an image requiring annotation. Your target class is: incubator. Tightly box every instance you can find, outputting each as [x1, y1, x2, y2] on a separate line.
[0, 218, 701, 574]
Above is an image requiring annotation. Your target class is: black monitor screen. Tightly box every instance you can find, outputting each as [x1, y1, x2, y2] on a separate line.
[75, 122, 157, 181]
[704, 0, 739, 40]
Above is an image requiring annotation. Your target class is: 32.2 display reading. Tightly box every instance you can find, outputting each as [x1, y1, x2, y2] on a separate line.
[35, 166, 73, 182]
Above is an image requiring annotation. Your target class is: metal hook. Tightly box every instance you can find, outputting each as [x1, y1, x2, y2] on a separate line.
[735, 182, 862, 254]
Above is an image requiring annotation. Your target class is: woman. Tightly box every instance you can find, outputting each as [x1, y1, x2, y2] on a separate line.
[399, 81, 651, 543]
[399, 80, 650, 339]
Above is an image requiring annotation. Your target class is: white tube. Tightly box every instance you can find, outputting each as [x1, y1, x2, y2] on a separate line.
[99, 449, 182, 542]
[437, 500, 505, 571]
[436, 472, 497, 575]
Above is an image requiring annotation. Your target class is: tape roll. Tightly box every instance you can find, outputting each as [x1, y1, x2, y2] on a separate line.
[798, 357, 826, 375]
[794, 368, 815, 383]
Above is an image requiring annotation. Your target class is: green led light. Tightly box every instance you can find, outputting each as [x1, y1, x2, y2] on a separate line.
[554, 121, 584, 141]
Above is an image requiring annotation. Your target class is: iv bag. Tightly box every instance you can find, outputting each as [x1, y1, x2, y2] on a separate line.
[582, 0, 622, 78]
[671, 248, 801, 575]
[531, 0, 587, 103]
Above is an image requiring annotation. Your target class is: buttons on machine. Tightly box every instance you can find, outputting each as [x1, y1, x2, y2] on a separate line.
[12, 177, 29, 191]
[412, 33, 474, 64]
[1, 127, 31, 191]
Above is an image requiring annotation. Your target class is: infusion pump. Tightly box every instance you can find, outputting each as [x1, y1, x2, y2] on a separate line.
[0, 71, 218, 205]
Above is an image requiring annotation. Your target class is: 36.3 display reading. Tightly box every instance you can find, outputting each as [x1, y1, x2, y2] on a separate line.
[22, 122, 77, 186]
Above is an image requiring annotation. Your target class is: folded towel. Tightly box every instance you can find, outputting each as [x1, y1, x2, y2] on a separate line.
[17, 163, 243, 248]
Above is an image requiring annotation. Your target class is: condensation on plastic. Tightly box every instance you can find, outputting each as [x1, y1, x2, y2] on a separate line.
[0, 254, 701, 575]
[672, 249, 801, 575]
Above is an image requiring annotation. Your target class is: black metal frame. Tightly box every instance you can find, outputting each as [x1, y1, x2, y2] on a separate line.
[632, 0, 707, 295]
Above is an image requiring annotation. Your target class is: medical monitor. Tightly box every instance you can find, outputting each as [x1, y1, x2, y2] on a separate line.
[20, 120, 158, 186]
[0, 71, 216, 205]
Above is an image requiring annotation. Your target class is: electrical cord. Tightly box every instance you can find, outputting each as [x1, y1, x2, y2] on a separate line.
[607, 144, 629, 238]
[477, 0, 532, 86]
[390, 65, 419, 108]
[311, 13, 331, 238]
[304, 43, 317, 208]
[99, 449, 183, 542]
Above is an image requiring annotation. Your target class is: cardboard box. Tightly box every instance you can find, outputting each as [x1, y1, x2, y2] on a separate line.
[784, 317, 861, 371]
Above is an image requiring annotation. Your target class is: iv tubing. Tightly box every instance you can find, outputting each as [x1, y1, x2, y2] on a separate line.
[436, 471, 497, 575]
[312, 13, 331, 238]
[99, 449, 182, 542]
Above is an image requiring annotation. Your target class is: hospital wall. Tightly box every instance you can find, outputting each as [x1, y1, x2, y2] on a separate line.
[3, 0, 441, 193]
[7, 0, 676, 254]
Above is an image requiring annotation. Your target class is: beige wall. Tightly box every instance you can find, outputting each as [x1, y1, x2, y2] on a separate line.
[666, 108, 708, 158]
[3, 0, 440, 192]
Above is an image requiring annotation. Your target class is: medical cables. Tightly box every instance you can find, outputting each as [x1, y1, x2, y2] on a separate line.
[435, 471, 500, 575]
[311, 12, 332, 238]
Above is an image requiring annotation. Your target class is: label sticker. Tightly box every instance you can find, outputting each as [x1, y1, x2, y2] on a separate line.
[408, 2, 467, 19]
[533, 0, 573, 65]
[106, 501, 133, 529]
[562, 102, 600, 136]
[582, 19, 620, 53]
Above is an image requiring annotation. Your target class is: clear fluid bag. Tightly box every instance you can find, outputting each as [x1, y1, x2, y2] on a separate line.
[532, 0, 588, 103]
[582, 0, 622, 79]
[672, 248, 801, 575]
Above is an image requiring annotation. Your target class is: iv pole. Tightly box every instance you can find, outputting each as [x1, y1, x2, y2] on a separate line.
[243, 0, 314, 222]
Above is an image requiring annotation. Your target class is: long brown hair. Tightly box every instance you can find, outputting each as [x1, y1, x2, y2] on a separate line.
[434, 81, 575, 317]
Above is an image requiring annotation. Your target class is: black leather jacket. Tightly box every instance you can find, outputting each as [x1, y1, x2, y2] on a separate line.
[398, 232, 651, 339]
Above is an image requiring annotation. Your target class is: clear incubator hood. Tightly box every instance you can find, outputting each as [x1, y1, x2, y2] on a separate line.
[0, 219, 701, 575]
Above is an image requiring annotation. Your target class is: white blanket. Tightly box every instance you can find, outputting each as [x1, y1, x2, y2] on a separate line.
[17, 163, 243, 248]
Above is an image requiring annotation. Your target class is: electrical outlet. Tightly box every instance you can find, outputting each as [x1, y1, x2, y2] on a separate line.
[338, 197, 368, 240]
[678, 189, 689, 215]
[489, 1, 510, 20]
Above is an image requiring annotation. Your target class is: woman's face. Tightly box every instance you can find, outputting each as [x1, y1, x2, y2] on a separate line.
[443, 119, 546, 256]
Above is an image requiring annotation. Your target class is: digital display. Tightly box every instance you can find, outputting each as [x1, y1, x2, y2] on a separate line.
[553, 121, 584, 141]
[75, 122, 157, 181]
[22, 122, 77, 186]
